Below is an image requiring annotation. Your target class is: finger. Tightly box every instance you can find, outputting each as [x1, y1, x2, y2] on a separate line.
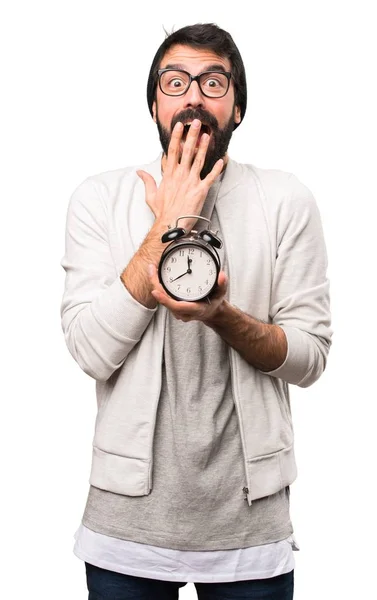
[165, 121, 184, 174]
[176, 314, 193, 322]
[179, 119, 202, 169]
[137, 170, 157, 211]
[190, 132, 210, 177]
[153, 291, 203, 320]
[209, 271, 228, 301]
[151, 288, 183, 310]
[202, 158, 224, 187]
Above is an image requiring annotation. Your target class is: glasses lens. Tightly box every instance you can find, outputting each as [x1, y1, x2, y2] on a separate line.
[199, 72, 229, 97]
[160, 71, 190, 95]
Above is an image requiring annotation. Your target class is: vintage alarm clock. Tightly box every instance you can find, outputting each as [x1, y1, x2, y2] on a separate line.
[158, 215, 222, 302]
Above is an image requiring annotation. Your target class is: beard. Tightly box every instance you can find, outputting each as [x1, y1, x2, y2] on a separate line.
[156, 106, 235, 179]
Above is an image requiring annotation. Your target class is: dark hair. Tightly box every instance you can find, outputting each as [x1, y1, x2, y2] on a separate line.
[146, 23, 247, 130]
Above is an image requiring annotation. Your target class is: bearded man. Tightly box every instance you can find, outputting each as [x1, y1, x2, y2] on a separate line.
[60, 22, 332, 600]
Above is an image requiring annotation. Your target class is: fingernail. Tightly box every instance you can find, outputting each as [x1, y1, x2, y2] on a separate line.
[192, 119, 200, 128]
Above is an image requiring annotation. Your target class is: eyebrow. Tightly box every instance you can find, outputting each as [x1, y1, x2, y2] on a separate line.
[162, 63, 228, 73]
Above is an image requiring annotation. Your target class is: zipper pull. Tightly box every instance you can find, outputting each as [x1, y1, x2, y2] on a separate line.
[242, 486, 249, 501]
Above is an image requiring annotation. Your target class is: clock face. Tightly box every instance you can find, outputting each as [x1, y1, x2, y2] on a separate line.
[159, 242, 219, 301]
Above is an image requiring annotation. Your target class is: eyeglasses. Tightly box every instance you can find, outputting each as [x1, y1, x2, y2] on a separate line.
[157, 69, 232, 98]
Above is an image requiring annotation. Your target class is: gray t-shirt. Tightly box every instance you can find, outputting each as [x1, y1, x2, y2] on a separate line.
[82, 199, 293, 551]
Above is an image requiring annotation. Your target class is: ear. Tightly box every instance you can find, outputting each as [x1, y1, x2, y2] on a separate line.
[152, 101, 157, 123]
[234, 104, 241, 125]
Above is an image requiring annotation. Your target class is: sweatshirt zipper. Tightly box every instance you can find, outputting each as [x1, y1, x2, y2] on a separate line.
[224, 278, 253, 506]
[148, 306, 168, 494]
[229, 347, 253, 506]
[215, 203, 253, 507]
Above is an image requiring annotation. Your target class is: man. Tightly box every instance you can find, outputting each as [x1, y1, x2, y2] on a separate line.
[60, 23, 332, 600]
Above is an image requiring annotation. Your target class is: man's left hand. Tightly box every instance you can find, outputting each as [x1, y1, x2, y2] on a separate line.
[148, 265, 227, 323]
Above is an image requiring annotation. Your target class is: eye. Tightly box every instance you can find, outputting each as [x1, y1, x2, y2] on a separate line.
[160, 70, 190, 95]
[200, 73, 228, 93]
[207, 78, 221, 88]
[161, 72, 189, 92]
[170, 78, 184, 88]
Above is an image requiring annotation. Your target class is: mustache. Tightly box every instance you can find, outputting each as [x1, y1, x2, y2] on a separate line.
[170, 108, 219, 132]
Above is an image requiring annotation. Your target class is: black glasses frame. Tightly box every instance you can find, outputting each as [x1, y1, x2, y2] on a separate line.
[157, 69, 232, 98]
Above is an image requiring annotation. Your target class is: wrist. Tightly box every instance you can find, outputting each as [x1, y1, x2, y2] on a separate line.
[147, 220, 165, 242]
[203, 297, 228, 327]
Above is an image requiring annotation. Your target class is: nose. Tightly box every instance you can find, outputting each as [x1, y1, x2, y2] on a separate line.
[183, 79, 205, 108]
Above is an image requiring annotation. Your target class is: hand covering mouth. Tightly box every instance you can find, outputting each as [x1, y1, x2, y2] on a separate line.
[182, 122, 212, 141]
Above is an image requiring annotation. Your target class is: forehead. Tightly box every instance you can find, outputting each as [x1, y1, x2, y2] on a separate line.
[160, 44, 231, 72]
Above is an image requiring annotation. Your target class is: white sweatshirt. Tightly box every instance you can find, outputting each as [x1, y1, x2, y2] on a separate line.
[60, 154, 332, 506]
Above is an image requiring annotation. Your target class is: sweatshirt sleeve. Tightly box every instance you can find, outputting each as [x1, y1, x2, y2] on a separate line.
[60, 178, 157, 382]
[264, 175, 333, 387]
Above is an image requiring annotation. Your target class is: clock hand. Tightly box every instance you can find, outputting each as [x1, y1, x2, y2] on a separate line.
[171, 270, 190, 282]
[171, 256, 194, 282]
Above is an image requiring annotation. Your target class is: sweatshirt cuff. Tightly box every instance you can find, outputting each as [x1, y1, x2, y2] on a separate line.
[91, 276, 157, 343]
[262, 326, 312, 385]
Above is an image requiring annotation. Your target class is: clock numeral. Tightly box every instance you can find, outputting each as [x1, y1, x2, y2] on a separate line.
[200, 251, 203, 257]
[198, 286, 202, 292]
[188, 248, 194, 255]
[177, 285, 181, 290]
[206, 259, 211, 265]
[171, 257, 177, 263]
[205, 279, 209, 285]
[187, 287, 191, 293]
[166, 266, 171, 272]
[169, 277, 174, 283]
[209, 270, 213, 275]
[179, 250, 184, 256]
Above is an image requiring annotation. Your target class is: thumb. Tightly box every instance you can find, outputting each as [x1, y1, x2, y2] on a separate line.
[212, 271, 228, 300]
[218, 271, 228, 288]
[136, 170, 157, 211]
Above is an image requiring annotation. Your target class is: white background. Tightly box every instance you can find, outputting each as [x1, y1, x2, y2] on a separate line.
[1, 1, 376, 598]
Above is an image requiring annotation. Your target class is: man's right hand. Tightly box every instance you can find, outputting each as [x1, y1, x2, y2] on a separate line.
[120, 119, 223, 309]
[136, 118, 223, 232]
